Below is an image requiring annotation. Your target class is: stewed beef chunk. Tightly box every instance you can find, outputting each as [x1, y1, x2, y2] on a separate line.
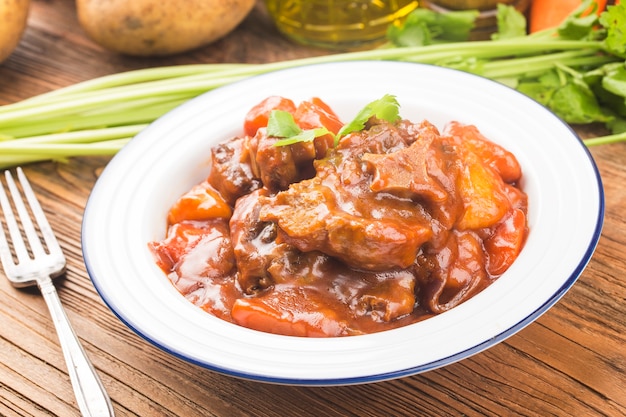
[229, 189, 295, 295]
[209, 137, 261, 206]
[258, 119, 447, 271]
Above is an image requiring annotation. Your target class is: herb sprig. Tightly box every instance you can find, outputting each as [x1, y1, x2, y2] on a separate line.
[269, 95, 400, 147]
[267, 110, 331, 146]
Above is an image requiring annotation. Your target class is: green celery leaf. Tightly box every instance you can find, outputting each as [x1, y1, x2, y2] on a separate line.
[549, 81, 613, 124]
[444, 57, 485, 75]
[516, 81, 556, 106]
[584, 63, 626, 118]
[491, 4, 527, 40]
[387, 13, 432, 47]
[602, 64, 626, 98]
[387, 8, 478, 47]
[582, 62, 621, 88]
[337, 95, 401, 140]
[538, 70, 562, 88]
[600, 4, 626, 57]
[558, 14, 599, 40]
[557, 0, 600, 40]
[430, 10, 479, 42]
[267, 110, 302, 138]
[597, 91, 626, 118]
[516, 70, 561, 105]
[607, 116, 626, 134]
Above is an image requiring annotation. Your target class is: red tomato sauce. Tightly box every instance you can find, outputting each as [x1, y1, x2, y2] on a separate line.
[149, 96, 528, 337]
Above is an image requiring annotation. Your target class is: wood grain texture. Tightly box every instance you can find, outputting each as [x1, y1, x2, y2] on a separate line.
[1, 1, 625, 416]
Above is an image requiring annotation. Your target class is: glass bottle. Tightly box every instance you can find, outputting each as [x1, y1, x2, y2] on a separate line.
[265, 0, 420, 50]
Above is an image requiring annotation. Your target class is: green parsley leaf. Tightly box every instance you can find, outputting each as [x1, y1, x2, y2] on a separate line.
[268, 110, 332, 147]
[337, 95, 401, 140]
[273, 95, 403, 147]
[267, 110, 302, 138]
[273, 127, 331, 147]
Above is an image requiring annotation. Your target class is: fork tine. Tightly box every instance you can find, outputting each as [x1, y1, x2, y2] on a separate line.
[16, 168, 64, 258]
[0, 171, 32, 265]
[4, 169, 48, 261]
[0, 175, 19, 268]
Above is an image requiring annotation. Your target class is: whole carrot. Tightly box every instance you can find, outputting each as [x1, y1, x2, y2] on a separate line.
[529, 0, 607, 33]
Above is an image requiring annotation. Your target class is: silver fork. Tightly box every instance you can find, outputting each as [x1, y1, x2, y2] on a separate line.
[0, 167, 115, 417]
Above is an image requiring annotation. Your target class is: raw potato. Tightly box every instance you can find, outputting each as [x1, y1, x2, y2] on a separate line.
[76, 0, 256, 56]
[0, 0, 30, 64]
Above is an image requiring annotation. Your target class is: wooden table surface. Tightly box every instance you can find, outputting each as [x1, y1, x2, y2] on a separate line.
[1, 1, 625, 416]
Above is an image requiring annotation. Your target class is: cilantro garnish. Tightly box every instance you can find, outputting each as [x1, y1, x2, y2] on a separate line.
[268, 110, 331, 147]
[271, 95, 402, 148]
[336, 94, 401, 142]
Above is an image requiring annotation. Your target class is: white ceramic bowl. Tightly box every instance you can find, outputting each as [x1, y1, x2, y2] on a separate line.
[82, 61, 604, 385]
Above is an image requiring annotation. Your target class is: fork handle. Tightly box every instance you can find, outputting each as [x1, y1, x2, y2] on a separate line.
[38, 275, 115, 417]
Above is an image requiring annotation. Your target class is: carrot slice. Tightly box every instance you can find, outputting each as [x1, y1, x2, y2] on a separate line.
[243, 96, 296, 137]
[484, 208, 527, 276]
[529, 0, 607, 33]
[231, 286, 349, 337]
[167, 181, 231, 224]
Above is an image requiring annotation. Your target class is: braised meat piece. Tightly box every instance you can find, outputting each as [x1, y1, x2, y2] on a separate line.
[245, 127, 335, 193]
[241, 96, 340, 193]
[245, 128, 316, 193]
[232, 250, 418, 337]
[258, 119, 446, 271]
[362, 137, 447, 202]
[415, 229, 487, 314]
[208, 136, 261, 206]
[229, 189, 296, 295]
